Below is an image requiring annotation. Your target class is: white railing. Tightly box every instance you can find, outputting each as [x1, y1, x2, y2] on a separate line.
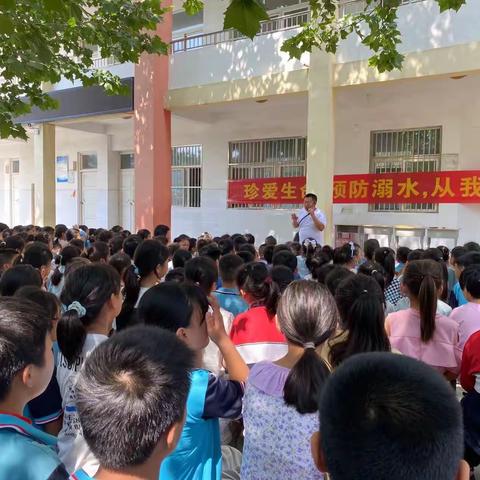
[91, 56, 120, 69]
[171, 10, 310, 53]
[338, 0, 425, 17]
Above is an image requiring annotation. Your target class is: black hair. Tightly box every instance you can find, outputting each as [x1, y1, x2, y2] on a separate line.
[22, 241, 53, 269]
[110, 225, 123, 234]
[464, 241, 480, 252]
[460, 265, 480, 299]
[237, 250, 255, 264]
[54, 224, 68, 241]
[263, 245, 275, 265]
[199, 243, 222, 262]
[238, 243, 256, 258]
[236, 262, 279, 316]
[0, 248, 20, 276]
[330, 274, 390, 368]
[289, 241, 302, 256]
[304, 192, 317, 203]
[109, 235, 124, 256]
[154, 224, 170, 237]
[272, 250, 298, 273]
[437, 245, 450, 263]
[154, 235, 168, 246]
[451, 246, 467, 264]
[396, 246, 411, 264]
[277, 281, 338, 413]
[271, 265, 295, 293]
[245, 233, 255, 245]
[0, 265, 43, 296]
[0, 298, 52, 401]
[233, 236, 247, 252]
[374, 247, 395, 287]
[76, 326, 193, 470]
[184, 256, 218, 296]
[407, 249, 424, 262]
[218, 238, 234, 256]
[319, 352, 464, 480]
[51, 245, 82, 287]
[422, 248, 449, 301]
[189, 237, 196, 251]
[66, 228, 80, 242]
[316, 263, 336, 285]
[14, 286, 60, 321]
[357, 261, 388, 294]
[137, 229, 151, 241]
[58, 264, 121, 366]
[5, 234, 25, 252]
[85, 241, 109, 263]
[456, 251, 480, 269]
[174, 234, 190, 244]
[306, 252, 331, 281]
[333, 242, 360, 266]
[139, 283, 209, 332]
[219, 254, 245, 284]
[164, 267, 185, 283]
[273, 244, 291, 256]
[363, 239, 380, 261]
[172, 249, 192, 269]
[402, 260, 443, 343]
[325, 266, 355, 297]
[123, 234, 143, 260]
[108, 252, 132, 279]
[0, 223, 9, 233]
[265, 235, 277, 246]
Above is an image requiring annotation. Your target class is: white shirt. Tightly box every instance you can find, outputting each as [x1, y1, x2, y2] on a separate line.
[296, 208, 327, 245]
[57, 333, 108, 476]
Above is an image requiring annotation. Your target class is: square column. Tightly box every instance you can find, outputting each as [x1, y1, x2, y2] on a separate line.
[33, 123, 56, 226]
[134, 1, 172, 232]
[306, 51, 335, 245]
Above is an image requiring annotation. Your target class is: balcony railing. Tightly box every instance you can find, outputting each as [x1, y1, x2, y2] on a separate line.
[92, 56, 120, 68]
[338, 0, 425, 17]
[171, 10, 310, 53]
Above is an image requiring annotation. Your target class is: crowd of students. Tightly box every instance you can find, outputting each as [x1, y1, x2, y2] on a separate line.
[0, 220, 479, 480]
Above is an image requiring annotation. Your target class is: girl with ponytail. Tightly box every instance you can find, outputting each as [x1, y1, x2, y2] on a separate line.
[329, 274, 391, 368]
[241, 280, 338, 480]
[56, 263, 122, 475]
[386, 259, 460, 379]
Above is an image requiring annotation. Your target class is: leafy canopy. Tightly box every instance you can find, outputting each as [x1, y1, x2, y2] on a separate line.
[1, 0, 466, 139]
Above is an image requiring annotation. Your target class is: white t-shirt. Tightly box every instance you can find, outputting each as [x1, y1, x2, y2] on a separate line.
[296, 208, 327, 245]
[56, 333, 108, 476]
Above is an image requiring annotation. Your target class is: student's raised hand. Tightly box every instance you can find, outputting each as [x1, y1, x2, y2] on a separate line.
[206, 295, 228, 345]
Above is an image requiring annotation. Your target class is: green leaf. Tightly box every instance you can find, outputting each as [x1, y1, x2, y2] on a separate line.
[0, 0, 15, 11]
[436, 0, 466, 12]
[223, 0, 269, 40]
[0, 14, 13, 34]
[183, 0, 204, 15]
[43, 0, 64, 11]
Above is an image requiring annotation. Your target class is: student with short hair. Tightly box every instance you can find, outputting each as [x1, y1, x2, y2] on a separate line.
[324, 266, 354, 297]
[0, 298, 69, 480]
[0, 247, 20, 278]
[395, 246, 411, 274]
[242, 281, 337, 480]
[22, 241, 54, 285]
[214, 254, 248, 317]
[69, 326, 193, 480]
[0, 264, 43, 296]
[386, 260, 461, 379]
[272, 249, 298, 276]
[452, 252, 480, 307]
[56, 264, 123, 476]
[450, 264, 480, 350]
[312, 352, 469, 480]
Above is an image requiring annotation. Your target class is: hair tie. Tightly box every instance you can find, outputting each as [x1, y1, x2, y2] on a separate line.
[133, 265, 140, 276]
[360, 289, 369, 295]
[67, 301, 86, 318]
[371, 270, 378, 274]
[303, 342, 316, 350]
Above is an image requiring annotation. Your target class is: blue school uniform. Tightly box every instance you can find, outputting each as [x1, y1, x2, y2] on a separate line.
[213, 288, 248, 318]
[454, 281, 468, 306]
[160, 369, 243, 480]
[0, 413, 68, 480]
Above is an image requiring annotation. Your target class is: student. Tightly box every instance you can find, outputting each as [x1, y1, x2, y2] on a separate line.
[452, 252, 480, 308]
[242, 281, 337, 480]
[395, 246, 411, 274]
[0, 247, 20, 278]
[56, 264, 123, 475]
[0, 264, 42, 296]
[375, 247, 402, 306]
[154, 223, 170, 239]
[14, 287, 63, 436]
[69, 326, 193, 480]
[84, 241, 109, 264]
[312, 352, 469, 480]
[271, 265, 295, 293]
[214, 254, 248, 317]
[137, 228, 151, 241]
[173, 248, 193, 269]
[164, 267, 185, 283]
[22, 241, 54, 286]
[272, 249, 298, 277]
[230, 262, 286, 365]
[450, 265, 480, 350]
[324, 266, 354, 297]
[0, 298, 69, 480]
[333, 242, 362, 271]
[48, 245, 82, 298]
[357, 261, 394, 313]
[175, 234, 191, 251]
[122, 234, 143, 260]
[363, 238, 380, 262]
[327, 274, 391, 368]
[138, 283, 248, 480]
[386, 260, 460, 379]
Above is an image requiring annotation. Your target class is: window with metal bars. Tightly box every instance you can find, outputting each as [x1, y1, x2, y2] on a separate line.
[369, 127, 442, 213]
[172, 145, 202, 208]
[228, 137, 306, 209]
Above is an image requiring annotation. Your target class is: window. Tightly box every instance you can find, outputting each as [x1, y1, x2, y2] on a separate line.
[228, 137, 306, 208]
[369, 127, 442, 213]
[80, 153, 98, 170]
[120, 153, 134, 170]
[11, 160, 19, 174]
[172, 145, 202, 208]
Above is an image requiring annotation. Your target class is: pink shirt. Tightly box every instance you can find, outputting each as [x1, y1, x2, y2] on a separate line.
[386, 308, 461, 374]
[450, 302, 480, 351]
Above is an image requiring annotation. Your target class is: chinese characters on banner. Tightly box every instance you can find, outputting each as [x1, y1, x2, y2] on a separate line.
[227, 172, 480, 205]
[333, 171, 480, 204]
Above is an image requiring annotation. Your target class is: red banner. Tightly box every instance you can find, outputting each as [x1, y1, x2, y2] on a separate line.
[228, 176, 306, 204]
[333, 171, 480, 204]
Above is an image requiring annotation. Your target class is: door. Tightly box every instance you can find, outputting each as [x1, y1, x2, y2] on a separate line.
[1, 159, 30, 226]
[80, 170, 98, 227]
[0, 159, 12, 225]
[120, 169, 135, 232]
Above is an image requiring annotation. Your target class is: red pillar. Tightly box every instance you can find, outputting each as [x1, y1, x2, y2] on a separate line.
[134, 1, 172, 232]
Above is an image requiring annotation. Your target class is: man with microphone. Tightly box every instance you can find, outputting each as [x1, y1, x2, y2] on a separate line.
[291, 193, 327, 245]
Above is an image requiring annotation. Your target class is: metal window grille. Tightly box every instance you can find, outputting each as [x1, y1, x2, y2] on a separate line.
[228, 137, 306, 209]
[120, 153, 134, 170]
[172, 145, 202, 208]
[369, 127, 442, 213]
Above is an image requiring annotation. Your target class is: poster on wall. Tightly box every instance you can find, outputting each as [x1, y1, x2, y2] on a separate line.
[56, 156, 69, 183]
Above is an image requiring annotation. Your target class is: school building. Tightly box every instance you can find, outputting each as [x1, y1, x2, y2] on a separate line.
[1, 0, 480, 247]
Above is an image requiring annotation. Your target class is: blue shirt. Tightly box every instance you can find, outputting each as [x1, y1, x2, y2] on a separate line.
[214, 288, 248, 318]
[454, 281, 468, 306]
[0, 413, 68, 480]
